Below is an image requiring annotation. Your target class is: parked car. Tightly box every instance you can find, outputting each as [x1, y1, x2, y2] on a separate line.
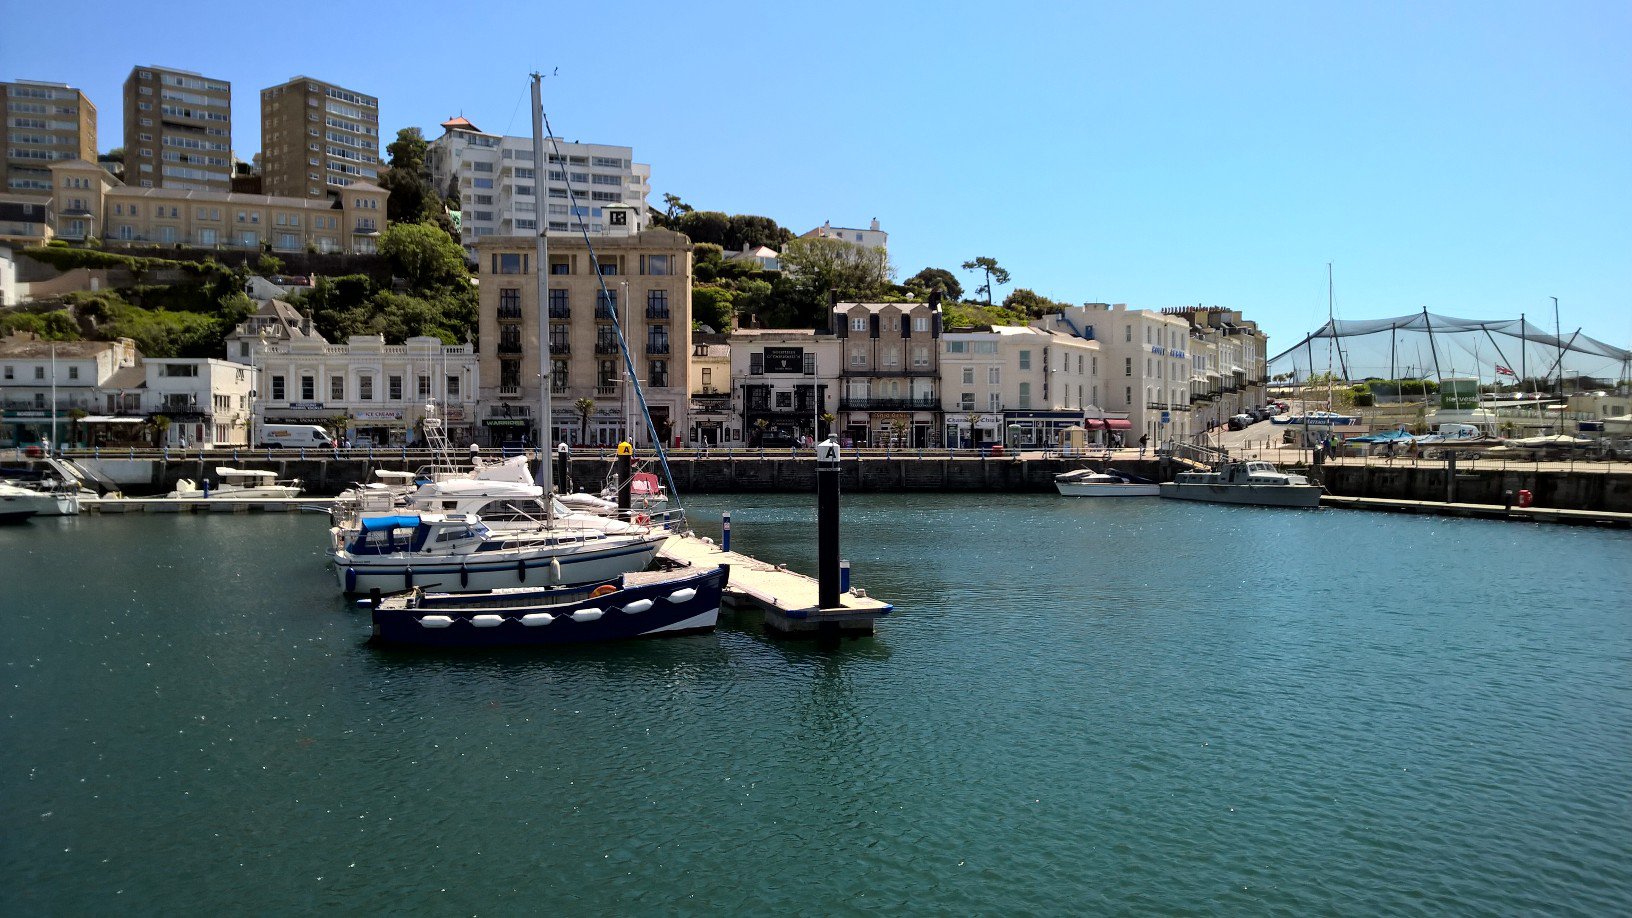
[1228, 414, 1253, 431]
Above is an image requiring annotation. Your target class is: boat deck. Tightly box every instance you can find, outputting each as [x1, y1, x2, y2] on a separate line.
[658, 531, 892, 636]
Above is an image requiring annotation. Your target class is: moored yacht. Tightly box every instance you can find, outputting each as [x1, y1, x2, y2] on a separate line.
[168, 468, 303, 499]
[1054, 468, 1160, 497]
[1159, 459, 1323, 508]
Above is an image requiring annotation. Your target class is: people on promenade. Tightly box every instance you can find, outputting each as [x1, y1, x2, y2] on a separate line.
[1139, 434, 1149, 458]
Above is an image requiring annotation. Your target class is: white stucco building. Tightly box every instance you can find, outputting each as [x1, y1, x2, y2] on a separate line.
[801, 218, 886, 252]
[427, 116, 651, 255]
[1033, 304, 1196, 446]
[135, 358, 257, 447]
[728, 329, 842, 446]
[940, 326, 1104, 449]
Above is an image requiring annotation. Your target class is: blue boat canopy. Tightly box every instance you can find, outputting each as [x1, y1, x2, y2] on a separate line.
[360, 514, 421, 532]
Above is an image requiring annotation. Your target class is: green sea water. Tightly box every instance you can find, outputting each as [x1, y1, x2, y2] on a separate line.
[3, 496, 1630, 915]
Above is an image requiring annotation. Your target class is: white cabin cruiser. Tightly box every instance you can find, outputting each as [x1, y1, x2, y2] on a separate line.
[1159, 460, 1322, 508]
[330, 512, 669, 595]
[1054, 468, 1160, 497]
[0, 481, 69, 518]
[168, 468, 303, 499]
[0, 478, 88, 516]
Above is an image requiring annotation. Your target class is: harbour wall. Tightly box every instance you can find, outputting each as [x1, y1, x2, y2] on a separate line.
[32, 455, 1632, 512]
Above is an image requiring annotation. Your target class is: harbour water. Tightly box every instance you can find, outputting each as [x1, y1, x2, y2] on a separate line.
[3, 496, 1630, 914]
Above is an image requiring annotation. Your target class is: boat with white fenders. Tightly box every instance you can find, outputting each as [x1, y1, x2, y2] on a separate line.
[1159, 459, 1323, 508]
[1054, 468, 1160, 497]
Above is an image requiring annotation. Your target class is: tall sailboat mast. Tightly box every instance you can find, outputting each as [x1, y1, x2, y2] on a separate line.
[530, 73, 554, 518]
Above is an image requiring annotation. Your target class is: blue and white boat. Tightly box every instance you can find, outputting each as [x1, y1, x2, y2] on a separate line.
[369, 563, 727, 647]
[331, 513, 667, 596]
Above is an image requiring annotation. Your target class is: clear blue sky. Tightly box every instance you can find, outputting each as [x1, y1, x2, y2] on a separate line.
[6, 0, 1629, 353]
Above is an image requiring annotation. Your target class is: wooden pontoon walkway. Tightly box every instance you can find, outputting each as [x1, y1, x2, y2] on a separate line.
[659, 531, 893, 636]
[1321, 495, 1632, 528]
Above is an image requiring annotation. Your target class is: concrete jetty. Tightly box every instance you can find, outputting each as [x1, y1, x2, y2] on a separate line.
[1320, 494, 1632, 528]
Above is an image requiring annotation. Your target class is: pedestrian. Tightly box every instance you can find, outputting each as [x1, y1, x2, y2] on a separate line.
[1138, 433, 1149, 459]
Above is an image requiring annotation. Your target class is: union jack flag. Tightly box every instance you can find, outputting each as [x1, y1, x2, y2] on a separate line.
[1495, 365, 1515, 377]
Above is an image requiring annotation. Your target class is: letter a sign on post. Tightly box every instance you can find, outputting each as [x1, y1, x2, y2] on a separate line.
[817, 438, 840, 464]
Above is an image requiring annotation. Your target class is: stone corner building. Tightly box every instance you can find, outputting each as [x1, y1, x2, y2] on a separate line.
[475, 228, 692, 447]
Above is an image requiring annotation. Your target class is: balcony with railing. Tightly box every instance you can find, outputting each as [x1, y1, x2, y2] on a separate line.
[595, 384, 618, 398]
[496, 340, 524, 357]
[496, 304, 522, 322]
[645, 304, 670, 320]
[498, 385, 521, 398]
[595, 338, 621, 355]
[645, 340, 670, 356]
[547, 338, 570, 354]
[595, 303, 616, 321]
[548, 303, 571, 319]
[839, 397, 937, 411]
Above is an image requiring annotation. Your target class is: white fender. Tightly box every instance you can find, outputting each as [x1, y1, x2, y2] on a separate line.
[549, 557, 562, 583]
[621, 599, 653, 614]
[665, 588, 697, 604]
[472, 614, 505, 628]
[570, 608, 604, 623]
[418, 615, 454, 629]
[521, 612, 555, 627]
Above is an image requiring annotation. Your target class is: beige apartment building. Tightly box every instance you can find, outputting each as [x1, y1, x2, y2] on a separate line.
[833, 297, 944, 447]
[475, 225, 693, 448]
[47, 159, 386, 253]
[260, 76, 380, 199]
[123, 66, 232, 191]
[1161, 307, 1270, 429]
[3, 80, 96, 197]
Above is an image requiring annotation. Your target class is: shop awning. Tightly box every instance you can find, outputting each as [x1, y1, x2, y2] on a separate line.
[1084, 418, 1133, 430]
[81, 416, 146, 423]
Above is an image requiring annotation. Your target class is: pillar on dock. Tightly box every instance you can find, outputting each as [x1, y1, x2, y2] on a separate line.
[817, 434, 841, 609]
[1446, 454, 1457, 503]
[556, 442, 571, 494]
[616, 441, 633, 511]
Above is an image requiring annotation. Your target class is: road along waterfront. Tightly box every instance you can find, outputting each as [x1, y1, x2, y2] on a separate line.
[3, 495, 1630, 913]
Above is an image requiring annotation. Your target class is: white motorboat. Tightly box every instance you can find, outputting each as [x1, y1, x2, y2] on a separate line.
[169, 468, 303, 499]
[0, 482, 66, 519]
[330, 513, 669, 595]
[1054, 468, 1160, 497]
[0, 478, 87, 516]
[1159, 460, 1323, 508]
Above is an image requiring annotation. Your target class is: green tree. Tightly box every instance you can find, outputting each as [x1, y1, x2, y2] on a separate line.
[380, 221, 469, 291]
[675, 210, 731, 247]
[574, 397, 596, 443]
[779, 236, 894, 303]
[961, 257, 1011, 308]
[379, 127, 442, 226]
[1002, 287, 1067, 318]
[905, 267, 964, 301]
[652, 193, 693, 229]
[254, 254, 284, 276]
[723, 214, 792, 251]
[691, 285, 736, 333]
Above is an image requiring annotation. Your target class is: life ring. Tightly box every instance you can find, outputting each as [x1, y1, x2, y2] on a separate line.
[591, 584, 618, 598]
[633, 513, 650, 526]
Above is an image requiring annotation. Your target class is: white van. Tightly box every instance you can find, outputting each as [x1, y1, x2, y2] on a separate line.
[258, 424, 333, 449]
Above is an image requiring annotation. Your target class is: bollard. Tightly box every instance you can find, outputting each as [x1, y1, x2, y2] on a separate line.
[1504, 489, 1513, 512]
[840, 559, 851, 593]
[202, 478, 210, 498]
[556, 442, 571, 494]
[615, 441, 633, 512]
[816, 435, 842, 610]
[722, 510, 732, 552]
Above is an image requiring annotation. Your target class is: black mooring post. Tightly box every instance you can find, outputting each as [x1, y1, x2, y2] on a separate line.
[817, 435, 841, 610]
[616, 441, 633, 512]
[556, 441, 571, 493]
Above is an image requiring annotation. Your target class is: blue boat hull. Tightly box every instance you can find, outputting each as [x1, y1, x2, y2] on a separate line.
[370, 566, 727, 648]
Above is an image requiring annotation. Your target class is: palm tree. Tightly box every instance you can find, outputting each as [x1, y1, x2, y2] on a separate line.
[151, 414, 171, 449]
[819, 412, 836, 440]
[574, 397, 595, 445]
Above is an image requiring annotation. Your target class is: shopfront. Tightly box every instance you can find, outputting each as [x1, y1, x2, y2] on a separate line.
[942, 413, 1003, 449]
[1084, 416, 1134, 447]
[350, 408, 409, 447]
[1003, 410, 1084, 448]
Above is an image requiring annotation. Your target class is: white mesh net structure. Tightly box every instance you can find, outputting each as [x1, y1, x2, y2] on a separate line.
[1268, 310, 1631, 387]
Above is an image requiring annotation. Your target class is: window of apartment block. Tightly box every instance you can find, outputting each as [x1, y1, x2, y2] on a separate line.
[1125, 326, 1132, 342]
[701, 367, 713, 389]
[1019, 351, 1031, 370]
[598, 360, 617, 387]
[499, 288, 520, 311]
[851, 317, 866, 331]
[1125, 386, 1132, 404]
[500, 361, 520, 389]
[1125, 357, 1133, 377]
[1018, 382, 1032, 409]
[550, 360, 567, 390]
[803, 353, 816, 375]
[749, 353, 763, 375]
[330, 376, 344, 400]
[388, 375, 403, 400]
[962, 367, 974, 385]
[643, 254, 670, 275]
[418, 376, 431, 398]
[648, 361, 669, 388]
[271, 376, 285, 400]
[446, 376, 460, 399]
[300, 376, 315, 401]
[988, 367, 1000, 384]
[359, 375, 373, 400]
[493, 253, 527, 275]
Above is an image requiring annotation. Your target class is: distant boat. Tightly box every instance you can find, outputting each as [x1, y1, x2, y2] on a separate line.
[0, 482, 67, 519]
[1273, 410, 1361, 427]
[369, 563, 727, 647]
[1054, 468, 1160, 497]
[1159, 459, 1323, 509]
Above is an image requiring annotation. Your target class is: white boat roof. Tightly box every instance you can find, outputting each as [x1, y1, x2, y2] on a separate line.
[216, 467, 278, 478]
[374, 470, 418, 481]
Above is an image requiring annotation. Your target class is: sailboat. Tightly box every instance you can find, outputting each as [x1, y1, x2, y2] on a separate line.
[332, 74, 682, 596]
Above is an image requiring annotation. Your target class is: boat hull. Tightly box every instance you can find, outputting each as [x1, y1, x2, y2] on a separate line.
[1056, 482, 1160, 497]
[0, 489, 65, 517]
[371, 566, 726, 647]
[333, 533, 665, 596]
[0, 509, 38, 524]
[1158, 482, 1323, 508]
